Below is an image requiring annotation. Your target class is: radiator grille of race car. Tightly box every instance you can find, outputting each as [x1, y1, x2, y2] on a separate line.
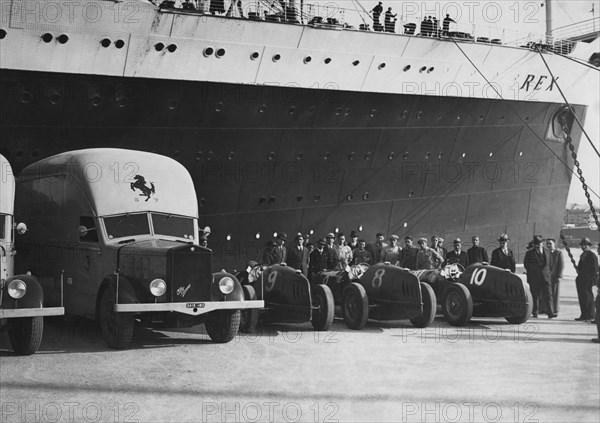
[168, 246, 213, 302]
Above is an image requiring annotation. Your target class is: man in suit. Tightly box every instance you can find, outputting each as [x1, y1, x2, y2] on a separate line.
[546, 238, 563, 314]
[366, 232, 388, 263]
[467, 235, 489, 265]
[400, 236, 419, 270]
[575, 237, 598, 322]
[286, 233, 310, 277]
[524, 235, 556, 318]
[445, 238, 467, 268]
[309, 239, 328, 279]
[491, 234, 516, 273]
[324, 232, 337, 269]
[348, 230, 359, 250]
[262, 240, 278, 265]
[273, 232, 287, 264]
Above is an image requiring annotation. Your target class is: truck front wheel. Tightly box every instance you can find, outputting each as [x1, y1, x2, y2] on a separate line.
[205, 310, 241, 343]
[99, 289, 134, 349]
[8, 316, 44, 355]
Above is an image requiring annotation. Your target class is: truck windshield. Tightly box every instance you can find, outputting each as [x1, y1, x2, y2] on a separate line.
[104, 214, 150, 239]
[151, 213, 195, 239]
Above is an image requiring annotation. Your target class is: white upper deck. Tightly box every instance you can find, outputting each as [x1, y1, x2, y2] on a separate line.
[17, 149, 199, 218]
[0, 155, 16, 216]
[0, 0, 597, 105]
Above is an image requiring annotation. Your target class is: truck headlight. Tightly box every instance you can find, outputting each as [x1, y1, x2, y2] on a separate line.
[149, 279, 167, 297]
[218, 277, 234, 294]
[8, 279, 27, 299]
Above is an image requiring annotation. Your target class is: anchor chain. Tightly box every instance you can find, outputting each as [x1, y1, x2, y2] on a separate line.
[560, 121, 600, 274]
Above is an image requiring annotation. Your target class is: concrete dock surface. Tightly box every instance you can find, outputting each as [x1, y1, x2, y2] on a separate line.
[1, 272, 599, 423]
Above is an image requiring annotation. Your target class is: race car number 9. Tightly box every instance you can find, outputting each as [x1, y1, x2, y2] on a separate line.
[469, 268, 487, 286]
[265, 270, 278, 292]
[372, 268, 385, 289]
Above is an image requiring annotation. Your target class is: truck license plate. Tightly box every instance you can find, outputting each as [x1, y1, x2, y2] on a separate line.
[186, 303, 205, 309]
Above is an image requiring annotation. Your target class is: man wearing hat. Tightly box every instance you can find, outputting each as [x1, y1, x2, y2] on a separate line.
[467, 235, 489, 266]
[273, 232, 287, 264]
[491, 234, 516, 273]
[545, 238, 563, 314]
[416, 237, 443, 270]
[309, 239, 328, 279]
[262, 240, 278, 265]
[324, 232, 337, 269]
[366, 232, 388, 263]
[348, 230, 360, 250]
[445, 238, 467, 268]
[383, 235, 401, 265]
[524, 235, 556, 318]
[400, 236, 419, 270]
[575, 237, 598, 322]
[286, 233, 310, 277]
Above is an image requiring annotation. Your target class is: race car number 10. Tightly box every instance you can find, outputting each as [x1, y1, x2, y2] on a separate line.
[469, 268, 487, 286]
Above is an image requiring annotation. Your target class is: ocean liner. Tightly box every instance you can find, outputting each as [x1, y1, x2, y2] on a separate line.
[0, 0, 598, 270]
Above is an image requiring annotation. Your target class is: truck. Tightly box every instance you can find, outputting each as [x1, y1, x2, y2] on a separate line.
[14, 149, 263, 349]
[1, 154, 64, 355]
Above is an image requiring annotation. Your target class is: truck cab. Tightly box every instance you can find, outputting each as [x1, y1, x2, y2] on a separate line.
[1, 154, 64, 355]
[15, 149, 263, 349]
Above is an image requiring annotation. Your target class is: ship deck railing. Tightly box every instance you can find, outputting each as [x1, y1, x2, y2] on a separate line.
[156, 0, 580, 54]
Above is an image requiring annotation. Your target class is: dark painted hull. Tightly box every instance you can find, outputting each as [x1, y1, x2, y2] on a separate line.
[0, 69, 585, 270]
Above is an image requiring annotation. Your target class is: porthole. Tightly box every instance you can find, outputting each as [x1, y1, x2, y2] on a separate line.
[250, 51, 260, 60]
[215, 48, 225, 58]
[352, 60, 360, 66]
[42, 33, 53, 43]
[267, 152, 276, 161]
[204, 47, 214, 56]
[227, 152, 235, 160]
[378, 63, 386, 70]
[296, 195, 303, 202]
[403, 65, 411, 72]
[427, 67, 434, 73]
[0, 29, 6, 39]
[215, 102, 224, 112]
[268, 196, 275, 204]
[419, 66, 427, 73]
[167, 44, 177, 53]
[358, 225, 363, 232]
[57, 34, 68, 44]
[115, 39, 125, 49]
[167, 99, 179, 110]
[388, 152, 395, 160]
[364, 152, 372, 160]
[259, 197, 267, 204]
[403, 222, 408, 228]
[369, 109, 376, 118]
[408, 190, 415, 197]
[255, 233, 261, 239]
[226, 234, 232, 241]
[346, 194, 354, 201]
[417, 111, 423, 119]
[289, 106, 296, 115]
[324, 58, 332, 64]
[438, 152, 444, 159]
[100, 38, 111, 47]
[19, 91, 32, 104]
[199, 198, 206, 207]
[314, 194, 321, 202]
[273, 53, 281, 62]
[335, 107, 342, 116]
[489, 152, 493, 157]
[195, 152, 203, 161]
[258, 104, 267, 114]
[362, 192, 370, 200]
[155, 43, 165, 51]
[425, 152, 431, 159]
[461, 153, 466, 158]
[348, 152, 356, 160]
[308, 106, 316, 115]
[90, 94, 102, 107]
[323, 152, 331, 160]
[402, 152, 409, 160]
[296, 152, 303, 160]
[206, 151, 214, 160]
[304, 56, 312, 64]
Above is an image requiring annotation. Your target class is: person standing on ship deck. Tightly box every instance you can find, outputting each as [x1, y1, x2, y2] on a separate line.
[225, 0, 244, 18]
[384, 7, 397, 33]
[442, 14, 456, 35]
[524, 235, 556, 319]
[371, 2, 383, 30]
[575, 237, 598, 322]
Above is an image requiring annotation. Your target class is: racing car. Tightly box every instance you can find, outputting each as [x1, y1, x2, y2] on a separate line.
[411, 262, 533, 326]
[311, 262, 437, 330]
[236, 263, 334, 332]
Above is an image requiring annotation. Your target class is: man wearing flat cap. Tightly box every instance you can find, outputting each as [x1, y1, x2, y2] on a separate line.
[524, 235, 556, 318]
[416, 237, 444, 270]
[309, 239, 328, 279]
[491, 234, 516, 273]
[286, 233, 309, 276]
[324, 233, 337, 269]
[400, 236, 419, 269]
[575, 237, 598, 322]
[273, 232, 287, 264]
[445, 238, 467, 268]
[383, 235, 401, 265]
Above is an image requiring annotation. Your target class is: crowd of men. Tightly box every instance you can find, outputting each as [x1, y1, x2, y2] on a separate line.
[258, 230, 599, 335]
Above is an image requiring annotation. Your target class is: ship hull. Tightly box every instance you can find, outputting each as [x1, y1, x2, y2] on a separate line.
[0, 68, 585, 270]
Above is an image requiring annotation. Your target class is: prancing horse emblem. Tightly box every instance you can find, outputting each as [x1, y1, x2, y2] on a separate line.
[177, 284, 191, 298]
[130, 175, 155, 202]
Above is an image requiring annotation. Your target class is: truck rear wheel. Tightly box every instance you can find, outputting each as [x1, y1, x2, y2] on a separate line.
[443, 283, 473, 326]
[99, 288, 134, 349]
[311, 284, 334, 331]
[205, 310, 241, 343]
[240, 285, 259, 333]
[8, 316, 44, 355]
[410, 282, 437, 328]
[505, 286, 533, 324]
[342, 282, 369, 330]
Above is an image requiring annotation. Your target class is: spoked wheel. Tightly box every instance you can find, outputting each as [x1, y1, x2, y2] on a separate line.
[311, 284, 334, 331]
[443, 283, 473, 326]
[410, 282, 437, 328]
[205, 310, 241, 343]
[240, 285, 259, 333]
[8, 317, 44, 355]
[505, 285, 533, 324]
[99, 288, 134, 349]
[342, 282, 369, 330]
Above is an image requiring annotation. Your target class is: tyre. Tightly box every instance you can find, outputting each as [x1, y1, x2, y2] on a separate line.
[99, 288, 134, 349]
[311, 284, 334, 331]
[342, 282, 369, 330]
[505, 285, 533, 324]
[205, 310, 241, 343]
[8, 316, 44, 355]
[240, 285, 259, 333]
[410, 282, 437, 328]
[443, 283, 473, 326]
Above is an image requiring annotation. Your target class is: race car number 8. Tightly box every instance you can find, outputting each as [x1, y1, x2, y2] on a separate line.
[266, 270, 278, 292]
[372, 268, 385, 289]
[469, 268, 487, 286]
